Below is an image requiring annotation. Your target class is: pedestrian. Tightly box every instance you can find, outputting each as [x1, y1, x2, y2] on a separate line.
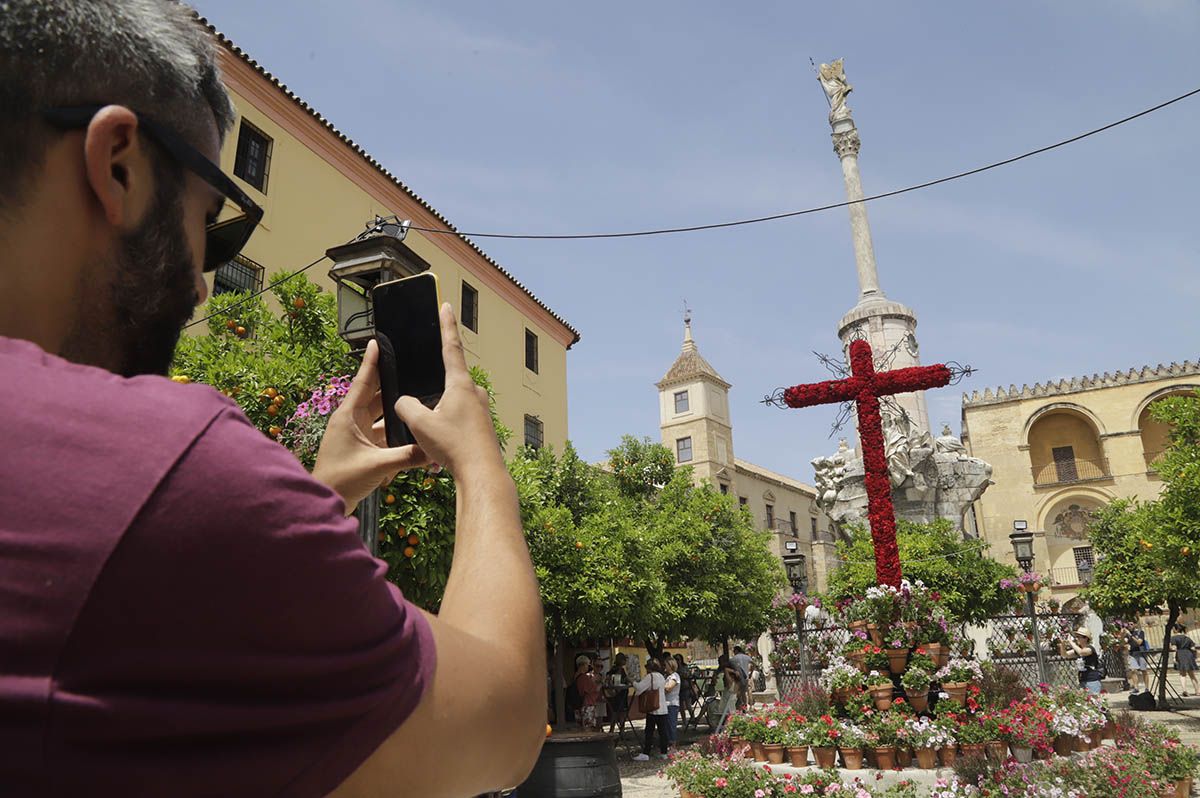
[574, 654, 602, 730]
[606, 653, 632, 734]
[1068, 627, 1103, 694]
[0, 4, 546, 794]
[1124, 623, 1150, 694]
[713, 654, 744, 734]
[663, 658, 681, 747]
[731, 646, 753, 708]
[632, 659, 669, 761]
[1171, 623, 1199, 697]
[673, 653, 693, 730]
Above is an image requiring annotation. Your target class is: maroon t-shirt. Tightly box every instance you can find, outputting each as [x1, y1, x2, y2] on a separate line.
[0, 337, 435, 797]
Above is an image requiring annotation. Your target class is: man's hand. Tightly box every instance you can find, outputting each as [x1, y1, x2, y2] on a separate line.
[312, 338, 430, 514]
[394, 303, 504, 480]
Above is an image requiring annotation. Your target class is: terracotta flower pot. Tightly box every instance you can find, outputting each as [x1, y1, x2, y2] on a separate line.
[895, 746, 913, 768]
[681, 791, 699, 798]
[1101, 720, 1116, 740]
[915, 747, 938, 769]
[1011, 745, 1033, 763]
[942, 682, 968, 704]
[786, 745, 809, 767]
[812, 746, 837, 768]
[1072, 735, 1089, 753]
[1087, 732, 1102, 750]
[840, 747, 864, 769]
[750, 741, 767, 761]
[986, 740, 1006, 762]
[1176, 777, 1193, 798]
[886, 647, 909, 674]
[867, 622, 883, 646]
[940, 745, 958, 767]
[763, 743, 786, 764]
[871, 685, 893, 710]
[1160, 785, 1178, 798]
[873, 746, 897, 770]
[961, 743, 986, 759]
[923, 642, 942, 662]
[938, 648, 950, 669]
[907, 690, 930, 713]
[1052, 735, 1074, 756]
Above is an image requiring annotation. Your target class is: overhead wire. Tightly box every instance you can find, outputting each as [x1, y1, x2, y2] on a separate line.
[182, 84, 1200, 326]
[400, 85, 1200, 240]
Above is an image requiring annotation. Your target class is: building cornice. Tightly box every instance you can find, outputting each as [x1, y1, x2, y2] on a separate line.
[962, 360, 1200, 408]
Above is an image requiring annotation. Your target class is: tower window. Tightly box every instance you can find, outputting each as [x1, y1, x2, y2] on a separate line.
[676, 436, 693, 463]
[766, 504, 775, 529]
[674, 390, 689, 413]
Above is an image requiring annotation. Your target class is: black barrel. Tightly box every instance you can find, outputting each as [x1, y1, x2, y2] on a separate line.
[518, 731, 622, 797]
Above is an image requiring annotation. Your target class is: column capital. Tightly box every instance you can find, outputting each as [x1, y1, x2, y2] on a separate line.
[832, 128, 861, 159]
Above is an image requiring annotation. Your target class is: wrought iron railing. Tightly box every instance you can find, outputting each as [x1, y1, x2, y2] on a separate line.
[1031, 457, 1110, 487]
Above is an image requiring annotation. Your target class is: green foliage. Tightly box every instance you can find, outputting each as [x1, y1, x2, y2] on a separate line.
[172, 271, 353, 443]
[827, 518, 1018, 623]
[606, 435, 675, 499]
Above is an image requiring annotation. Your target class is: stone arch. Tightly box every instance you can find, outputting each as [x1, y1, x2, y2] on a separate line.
[1025, 404, 1108, 485]
[1022, 402, 1108, 445]
[1133, 385, 1200, 469]
[1034, 487, 1115, 535]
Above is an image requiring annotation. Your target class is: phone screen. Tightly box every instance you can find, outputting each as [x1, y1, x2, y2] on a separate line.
[372, 273, 445, 447]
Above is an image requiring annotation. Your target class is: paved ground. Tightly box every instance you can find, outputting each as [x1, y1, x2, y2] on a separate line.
[612, 692, 1200, 798]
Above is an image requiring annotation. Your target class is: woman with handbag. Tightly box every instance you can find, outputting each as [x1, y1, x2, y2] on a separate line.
[631, 659, 669, 761]
[1067, 627, 1103, 694]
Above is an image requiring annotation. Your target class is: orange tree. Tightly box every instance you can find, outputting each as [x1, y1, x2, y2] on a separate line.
[1084, 391, 1200, 703]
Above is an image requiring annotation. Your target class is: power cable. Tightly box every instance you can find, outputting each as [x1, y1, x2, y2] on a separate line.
[397, 85, 1200, 241]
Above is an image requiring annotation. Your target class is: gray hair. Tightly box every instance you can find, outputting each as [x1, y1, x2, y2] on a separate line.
[0, 0, 235, 208]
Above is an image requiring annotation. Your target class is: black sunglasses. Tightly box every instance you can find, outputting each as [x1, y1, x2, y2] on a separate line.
[42, 105, 263, 272]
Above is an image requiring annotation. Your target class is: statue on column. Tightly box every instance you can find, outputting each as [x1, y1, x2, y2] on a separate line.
[817, 59, 853, 123]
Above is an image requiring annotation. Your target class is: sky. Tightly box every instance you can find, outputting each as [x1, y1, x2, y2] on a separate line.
[193, 0, 1200, 480]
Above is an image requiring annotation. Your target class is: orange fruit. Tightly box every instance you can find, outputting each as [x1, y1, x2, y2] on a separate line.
[408, 534, 419, 546]
[266, 405, 279, 416]
[265, 387, 278, 399]
[385, 494, 396, 505]
[403, 546, 416, 558]
[575, 541, 584, 549]
[272, 395, 285, 406]
[293, 297, 306, 309]
[422, 477, 434, 489]
[268, 425, 282, 437]
[397, 525, 406, 536]
[235, 326, 247, 337]
[225, 319, 237, 330]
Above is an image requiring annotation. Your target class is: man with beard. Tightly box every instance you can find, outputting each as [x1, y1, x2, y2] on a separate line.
[0, 2, 545, 796]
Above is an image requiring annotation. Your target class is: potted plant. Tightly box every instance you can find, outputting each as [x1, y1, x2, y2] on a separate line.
[936, 658, 982, 704]
[904, 716, 945, 769]
[783, 728, 809, 768]
[900, 666, 932, 713]
[935, 716, 960, 766]
[867, 670, 895, 710]
[823, 657, 866, 704]
[741, 715, 769, 761]
[804, 714, 840, 768]
[882, 624, 915, 674]
[980, 714, 1006, 763]
[956, 717, 990, 758]
[869, 712, 903, 770]
[835, 721, 866, 769]
[842, 632, 872, 673]
[907, 649, 936, 675]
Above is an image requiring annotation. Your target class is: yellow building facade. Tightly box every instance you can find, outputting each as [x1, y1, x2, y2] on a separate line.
[962, 361, 1200, 602]
[198, 26, 578, 455]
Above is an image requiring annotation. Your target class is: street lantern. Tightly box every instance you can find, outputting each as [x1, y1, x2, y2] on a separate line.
[325, 217, 423, 352]
[1009, 521, 1048, 684]
[782, 552, 807, 595]
[1010, 523, 1034, 572]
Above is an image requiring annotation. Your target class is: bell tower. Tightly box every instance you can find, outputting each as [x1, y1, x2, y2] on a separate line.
[656, 313, 735, 492]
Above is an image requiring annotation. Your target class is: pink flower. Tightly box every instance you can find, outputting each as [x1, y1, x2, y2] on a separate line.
[755, 791, 766, 798]
[801, 786, 815, 795]
[714, 777, 727, 788]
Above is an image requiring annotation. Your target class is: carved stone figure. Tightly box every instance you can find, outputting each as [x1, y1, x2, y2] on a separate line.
[935, 423, 969, 458]
[818, 59, 853, 123]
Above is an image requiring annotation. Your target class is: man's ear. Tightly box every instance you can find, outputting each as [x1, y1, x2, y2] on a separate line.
[83, 105, 154, 230]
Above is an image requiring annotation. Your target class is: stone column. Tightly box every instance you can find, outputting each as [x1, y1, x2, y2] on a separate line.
[831, 119, 882, 300]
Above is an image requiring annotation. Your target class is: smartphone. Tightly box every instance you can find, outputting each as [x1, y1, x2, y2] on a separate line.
[371, 272, 445, 447]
